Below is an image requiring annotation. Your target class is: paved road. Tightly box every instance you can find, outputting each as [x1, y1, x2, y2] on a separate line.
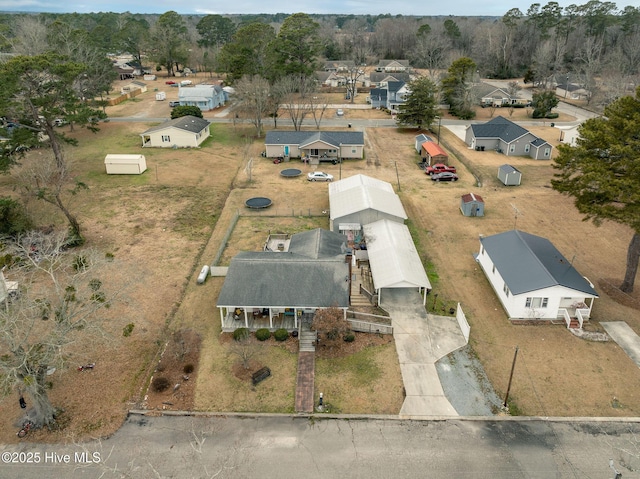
[2, 414, 639, 478]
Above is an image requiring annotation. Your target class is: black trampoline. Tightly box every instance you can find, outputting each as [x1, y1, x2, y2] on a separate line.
[245, 197, 273, 209]
[280, 168, 302, 178]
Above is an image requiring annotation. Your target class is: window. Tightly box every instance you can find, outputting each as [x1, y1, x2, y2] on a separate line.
[162, 135, 170, 143]
[509, 144, 515, 153]
[503, 283, 510, 297]
[525, 297, 548, 308]
[544, 147, 551, 157]
[524, 144, 530, 153]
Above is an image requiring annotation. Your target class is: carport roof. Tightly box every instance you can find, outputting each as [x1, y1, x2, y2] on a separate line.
[363, 219, 431, 290]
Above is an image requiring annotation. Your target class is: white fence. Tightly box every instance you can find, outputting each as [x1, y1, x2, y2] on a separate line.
[456, 302, 470, 343]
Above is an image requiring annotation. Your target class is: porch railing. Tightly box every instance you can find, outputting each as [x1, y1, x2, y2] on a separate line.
[557, 308, 571, 328]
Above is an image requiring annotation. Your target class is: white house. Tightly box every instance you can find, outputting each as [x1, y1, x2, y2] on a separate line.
[476, 230, 598, 328]
[140, 116, 210, 148]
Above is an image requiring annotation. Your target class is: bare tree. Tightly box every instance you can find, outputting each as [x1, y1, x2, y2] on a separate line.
[10, 16, 49, 56]
[229, 334, 260, 370]
[308, 94, 329, 129]
[0, 231, 121, 428]
[275, 75, 317, 131]
[234, 75, 271, 138]
[18, 152, 87, 244]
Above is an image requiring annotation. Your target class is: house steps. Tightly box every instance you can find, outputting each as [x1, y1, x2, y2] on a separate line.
[350, 265, 376, 308]
[299, 319, 317, 352]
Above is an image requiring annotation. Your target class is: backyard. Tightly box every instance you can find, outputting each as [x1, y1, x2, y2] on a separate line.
[1, 81, 640, 443]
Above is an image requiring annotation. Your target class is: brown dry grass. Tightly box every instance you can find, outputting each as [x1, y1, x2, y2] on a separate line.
[1, 81, 639, 445]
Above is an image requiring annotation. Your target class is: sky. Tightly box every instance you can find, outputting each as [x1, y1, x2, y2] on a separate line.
[0, 0, 639, 16]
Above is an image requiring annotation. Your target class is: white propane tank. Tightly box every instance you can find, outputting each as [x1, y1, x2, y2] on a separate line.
[197, 265, 210, 284]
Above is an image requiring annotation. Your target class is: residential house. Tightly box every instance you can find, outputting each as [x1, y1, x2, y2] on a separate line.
[555, 81, 591, 101]
[476, 230, 598, 328]
[216, 228, 351, 332]
[375, 59, 411, 73]
[465, 116, 553, 160]
[264, 130, 364, 161]
[324, 60, 356, 72]
[368, 72, 411, 88]
[177, 84, 226, 111]
[368, 81, 410, 110]
[140, 115, 210, 148]
[329, 174, 407, 240]
[114, 64, 135, 80]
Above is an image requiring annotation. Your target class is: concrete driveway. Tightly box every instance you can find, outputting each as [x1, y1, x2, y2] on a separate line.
[601, 321, 640, 367]
[381, 288, 467, 417]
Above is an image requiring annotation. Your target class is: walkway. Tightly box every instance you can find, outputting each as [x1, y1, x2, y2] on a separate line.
[295, 318, 317, 413]
[601, 321, 640, 367]
[381, 288, 467, 417]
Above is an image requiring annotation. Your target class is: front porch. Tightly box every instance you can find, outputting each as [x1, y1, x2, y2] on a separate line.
[220, 308, 301, 333]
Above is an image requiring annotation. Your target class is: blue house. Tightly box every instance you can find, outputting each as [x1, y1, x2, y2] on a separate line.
[178, 85, 226, 111]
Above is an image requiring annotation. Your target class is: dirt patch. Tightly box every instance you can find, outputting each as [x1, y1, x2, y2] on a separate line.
[315, 332, 393, 359]
[144, 330, 201, 412]
[599, 278, 640, 311]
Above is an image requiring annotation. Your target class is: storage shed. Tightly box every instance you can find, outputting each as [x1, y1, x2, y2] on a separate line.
[498, 164, 522, 186]
[104, 154, 147, 175]
[460, 193, 485, 217]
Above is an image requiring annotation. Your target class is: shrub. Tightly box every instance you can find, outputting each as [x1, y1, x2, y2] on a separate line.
[122, 323, 134, 337]
[151, 377, 170, 392]
[545, 112, 559, 119]
[343, 332, 355, 342]
[255, 328, 271, 341]
[274, 328, 289, 341]
[233, 328, 250, 341]
[183, 364, 194, 374]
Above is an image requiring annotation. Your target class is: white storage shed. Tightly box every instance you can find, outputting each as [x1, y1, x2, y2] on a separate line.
[104, 154, 147, 175]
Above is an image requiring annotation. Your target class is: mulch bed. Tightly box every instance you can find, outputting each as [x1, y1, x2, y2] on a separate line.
[144, 329, 201, 411]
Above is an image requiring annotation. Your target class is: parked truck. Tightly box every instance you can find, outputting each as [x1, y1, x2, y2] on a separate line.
[425, 163, 457, 175]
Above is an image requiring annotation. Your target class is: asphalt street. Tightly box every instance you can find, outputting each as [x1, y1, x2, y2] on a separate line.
[2, 414, 639, 478]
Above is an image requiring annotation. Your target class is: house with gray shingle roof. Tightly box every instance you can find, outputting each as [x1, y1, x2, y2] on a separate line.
[476, 230, 598, 328]
[264, 130, 364, 162]
[465, 116, 552, 160]
[177, 84, 226, 111]
[216, 228, 350, 331]
[140, 115, 210, 148]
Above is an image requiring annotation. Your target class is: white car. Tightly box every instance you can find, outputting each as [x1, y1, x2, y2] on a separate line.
[307, 171, 334, 182]
[336, 109, 344, 116]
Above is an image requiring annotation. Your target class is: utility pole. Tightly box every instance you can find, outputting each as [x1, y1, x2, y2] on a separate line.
[503, 346, 519, 409]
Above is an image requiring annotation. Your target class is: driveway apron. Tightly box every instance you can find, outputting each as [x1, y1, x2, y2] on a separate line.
[381, 288, 467, 417]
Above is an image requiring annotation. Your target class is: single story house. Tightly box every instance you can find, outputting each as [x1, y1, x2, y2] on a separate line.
[216, 228, 351, 332]
[177, 84, 226, 111]
[421, 141, 448, 165]
[324, 60, 356, 72]
[362, 219, 431, 306]
[264, 130, 364, 161]
[476, 230, 598, 328]
[375, 59, 411, 73]
[329, 174, 407, 239]
[555, 82, 591, 101]
[465, 116, 553, 160]
[140, 115, 210, 148]
[460, 193, 484, 217]
[497, 164, 522, 186]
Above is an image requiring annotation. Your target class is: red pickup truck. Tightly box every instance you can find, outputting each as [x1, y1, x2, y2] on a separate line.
[425, 163, 457, 175]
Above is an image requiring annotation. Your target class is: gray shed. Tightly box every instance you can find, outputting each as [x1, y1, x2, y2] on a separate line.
[498, 164, 521, 186]
[460, 193, 485, 217]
